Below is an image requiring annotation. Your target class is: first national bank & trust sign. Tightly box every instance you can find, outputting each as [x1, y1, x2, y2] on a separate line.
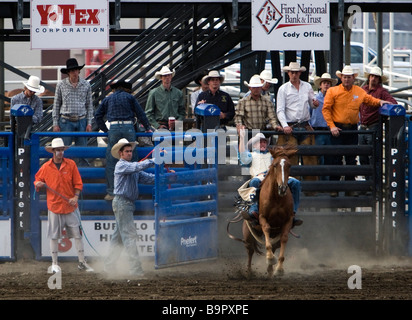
[252, 0, 329, 51]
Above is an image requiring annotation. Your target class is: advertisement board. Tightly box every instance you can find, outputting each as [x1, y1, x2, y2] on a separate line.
[40, 217, 155, 258]
[0, 219, 12, 259]
[31, 0, 109, 50]
[252, 0, 330, 50]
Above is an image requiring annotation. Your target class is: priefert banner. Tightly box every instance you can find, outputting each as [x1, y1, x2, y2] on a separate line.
[252, 0, 330, 51]
[31, 0, 109, 50]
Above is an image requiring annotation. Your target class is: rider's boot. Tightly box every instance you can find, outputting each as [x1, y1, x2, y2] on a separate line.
[292, 212, 303, 227]
[241, 201, 259, 226]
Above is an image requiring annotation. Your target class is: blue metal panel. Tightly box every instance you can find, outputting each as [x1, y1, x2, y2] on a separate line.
[154, 132, 218, 268]
[0, 133, 14, 260]
[155, 216, 218, 267]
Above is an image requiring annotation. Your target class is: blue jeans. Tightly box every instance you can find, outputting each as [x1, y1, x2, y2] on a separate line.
[59, 117, 88, 147]
[59, 117, 89, 166]
[248, 176, 301, 215]
[104, 195, 143, 275]
[106, 124, 137, 195]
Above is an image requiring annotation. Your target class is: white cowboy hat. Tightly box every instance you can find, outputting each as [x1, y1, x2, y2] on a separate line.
[202, 70, 225, 84]
[45, 138, 70, 153]
[336, 65, 359, 79]
[259, 70, 278, 84]
[283, 62, 306, 72]
[23, 75, 45, 94]
[111, 138, 137, 159]
[247, 133, 270, 150]
[313, 73, 338, 88]
[364, 66, 388, 83]
[244, 74, 263, 88]
[155, 66, 175, 80]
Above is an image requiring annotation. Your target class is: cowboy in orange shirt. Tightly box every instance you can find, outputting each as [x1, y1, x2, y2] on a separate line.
[34, 138, 93, 273]
[322, 66, 392, 195]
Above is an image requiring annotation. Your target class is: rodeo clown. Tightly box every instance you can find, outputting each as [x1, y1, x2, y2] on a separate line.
[237, 129, 303, 227]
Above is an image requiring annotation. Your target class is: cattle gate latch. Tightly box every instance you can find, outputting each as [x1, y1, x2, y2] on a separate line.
[10, 104, 34, 117]
[379, 104, 406, 116]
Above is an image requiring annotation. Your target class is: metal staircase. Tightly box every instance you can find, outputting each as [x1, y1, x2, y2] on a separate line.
[32, 3, 252, 134]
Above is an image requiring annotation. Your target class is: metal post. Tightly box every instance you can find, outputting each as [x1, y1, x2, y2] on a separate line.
[380, 104, 407, 255]
[11, 104, 34, 259]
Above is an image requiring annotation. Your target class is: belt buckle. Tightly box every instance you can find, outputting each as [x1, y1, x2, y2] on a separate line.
[68, 115, 80, 122]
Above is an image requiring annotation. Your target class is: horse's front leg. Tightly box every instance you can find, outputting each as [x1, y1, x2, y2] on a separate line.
[260, 217, 276, 266]
[275, 219, 293, 275]
[274, 232, 288, 275]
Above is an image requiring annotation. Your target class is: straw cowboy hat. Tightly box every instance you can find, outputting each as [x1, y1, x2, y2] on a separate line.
[111, 138, 137, 159]
[202, 70, 225, 84]
[247, 133, 270, 150]
[45, 138, 70, 153]
[336, 65, 359, 79]
[244, 74, 264, 88]
[283, 62, 306, 72]
[364, 66, 388, 83]
[23, 75, 45, 94]
[110, 79, 133, 90]
[313, 73, 338, 88]
[259, 70, 278, 84]
[155, 66, 175, 80]
[61, 58, 85, 74]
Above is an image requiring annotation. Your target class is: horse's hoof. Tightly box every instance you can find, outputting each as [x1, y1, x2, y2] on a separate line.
[275, 268, 284, 276]
[267, 256, 277, 266]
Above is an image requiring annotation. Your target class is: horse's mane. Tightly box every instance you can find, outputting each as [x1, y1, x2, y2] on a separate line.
[260, 145, 298, 187]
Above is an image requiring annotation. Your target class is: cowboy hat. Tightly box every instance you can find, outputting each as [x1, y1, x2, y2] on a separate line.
[259, 70, 278, 84]
[23, 75, 45, 94]
[194, 70, 208, 86]
[111, 138, 137, 159]
[60, 58, 85, 74]
[110, 79, 133, 90]
[155, 66, 175, 80]
[247, 133, 270, 150]
[202, 70, 225, 84]
[336, 65, 358, 79]
[364, 66, 388, 83]
[283, 62, 306, 72]
[244, 75, 263, 88]
[313, 73, 338, 88]
[45, 138, 70, 153]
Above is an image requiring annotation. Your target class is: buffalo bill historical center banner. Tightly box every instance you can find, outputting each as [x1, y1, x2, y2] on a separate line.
[252, 0, 330, 51]
[30, 0, 109, 50]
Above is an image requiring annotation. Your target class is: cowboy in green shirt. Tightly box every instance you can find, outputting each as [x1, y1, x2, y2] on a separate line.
[145, 66, 185, 129]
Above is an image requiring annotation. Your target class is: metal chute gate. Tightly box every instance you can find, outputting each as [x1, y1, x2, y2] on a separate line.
[153, 131, 219, 268]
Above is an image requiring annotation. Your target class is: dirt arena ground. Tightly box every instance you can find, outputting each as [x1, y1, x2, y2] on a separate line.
[1, 213, 412, 317]
[1, 249, 412, 301]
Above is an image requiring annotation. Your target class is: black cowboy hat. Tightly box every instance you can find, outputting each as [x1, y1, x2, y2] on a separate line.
[110, 79, 132, 90]
[194, 70, 208, 86]
[61, 58, 85, 74]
